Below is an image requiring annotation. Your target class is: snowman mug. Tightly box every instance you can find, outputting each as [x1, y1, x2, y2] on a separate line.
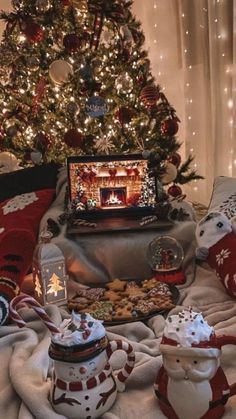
[9, 294, 135, 419]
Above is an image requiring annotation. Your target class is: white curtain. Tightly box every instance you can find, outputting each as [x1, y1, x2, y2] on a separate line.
[1, 0, 235, 205]
[133, 0, 236, 205]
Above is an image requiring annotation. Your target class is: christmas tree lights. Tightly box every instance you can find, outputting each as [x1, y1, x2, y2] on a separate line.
[0, 0, 202, 191]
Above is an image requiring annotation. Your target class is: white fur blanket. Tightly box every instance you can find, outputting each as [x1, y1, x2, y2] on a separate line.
[1, 264, 236, 419]
[1, 168, 236, 418]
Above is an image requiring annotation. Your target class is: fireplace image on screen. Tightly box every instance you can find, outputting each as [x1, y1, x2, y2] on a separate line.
[67, 155, 156, 212]
[100, 187, 127, 208]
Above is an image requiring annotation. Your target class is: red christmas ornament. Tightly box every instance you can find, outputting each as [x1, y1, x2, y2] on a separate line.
[62, 0, 70, 5]
[161, 119, 179, 136]
[115, 107, 134, 125]
[64, 129, 84, 148]
[140, 85, 160, 107]
[63, 34, 81, 52]
[168, 184, 182, 198]
[22, 19, 44, 43]
[34, 133, 51, 151]
[80, 195, 88, 204]
[168, 152, 181, 168]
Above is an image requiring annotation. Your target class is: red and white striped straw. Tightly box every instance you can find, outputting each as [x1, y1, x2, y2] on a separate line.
[9, 293, 60, 334]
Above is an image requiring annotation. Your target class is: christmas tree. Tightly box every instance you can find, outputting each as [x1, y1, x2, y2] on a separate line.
[0, 0, 202, 196]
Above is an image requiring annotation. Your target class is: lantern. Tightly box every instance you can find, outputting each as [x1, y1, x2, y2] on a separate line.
[32, 231, 68, 305]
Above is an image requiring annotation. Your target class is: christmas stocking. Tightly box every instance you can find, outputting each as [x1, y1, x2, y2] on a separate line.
[195, 211, 236, 298]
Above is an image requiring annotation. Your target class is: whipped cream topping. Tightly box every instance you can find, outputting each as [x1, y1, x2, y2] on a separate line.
[52, 312, 106, 347]
[163, 308, 214, 347]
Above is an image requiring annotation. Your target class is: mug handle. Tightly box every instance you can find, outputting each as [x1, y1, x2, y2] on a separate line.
[106, 339, 135, 392]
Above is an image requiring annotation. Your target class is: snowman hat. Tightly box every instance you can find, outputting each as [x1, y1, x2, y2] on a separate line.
[49, 312, 108, 363]
[160, 308, 231, 358]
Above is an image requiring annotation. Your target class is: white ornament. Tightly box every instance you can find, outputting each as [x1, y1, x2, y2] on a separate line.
[49, 60, 73, 85]
[0, 152, 21, 174]
[95, 131, 115, 154]
[2, 192, 38, 215]
[30, 150, 42, 164]
[161, 162, 177, 185]
[115, 72, 133, 94]
[0, 227, 5, 234]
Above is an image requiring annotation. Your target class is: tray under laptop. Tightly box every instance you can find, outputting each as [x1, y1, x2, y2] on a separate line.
[66, 213, 173, 235]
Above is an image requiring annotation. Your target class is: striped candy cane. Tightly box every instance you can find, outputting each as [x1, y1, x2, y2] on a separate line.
[9, 293, 60, 334]
[106, 340, 135, 392]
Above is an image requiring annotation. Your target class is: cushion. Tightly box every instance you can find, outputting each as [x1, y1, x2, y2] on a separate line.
[208, 176, 236, 219]
[0, 189, 56, 324]
[0, 162, 59, 202]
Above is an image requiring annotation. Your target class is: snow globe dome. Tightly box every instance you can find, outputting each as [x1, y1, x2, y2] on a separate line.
[147, 236, 185, 285]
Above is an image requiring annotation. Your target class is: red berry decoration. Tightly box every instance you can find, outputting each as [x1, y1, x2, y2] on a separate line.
[115, 107, 135, 125]
[64, 129, 84, 148]
[168, 152, 181, 168]
[22, 19, 44, 43]
[63, 34, 81, 52]
[140, 85, 160, 107]
[161, 118, 179, 136]
[168, 184, 182, 198]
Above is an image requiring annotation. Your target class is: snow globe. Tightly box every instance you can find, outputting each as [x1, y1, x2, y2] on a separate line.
[147, 235, 185, 285]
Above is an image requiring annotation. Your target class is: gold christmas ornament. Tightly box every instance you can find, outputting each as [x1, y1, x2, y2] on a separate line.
[161, 162, 178, 185]
[49, 60, 73, 85]
[35, 0, 51, 12]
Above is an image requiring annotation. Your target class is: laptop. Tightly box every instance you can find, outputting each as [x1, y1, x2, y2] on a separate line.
[66, 154, 172, 233]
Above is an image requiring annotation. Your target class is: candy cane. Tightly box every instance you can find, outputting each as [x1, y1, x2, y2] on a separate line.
[9, 293, 60, 334]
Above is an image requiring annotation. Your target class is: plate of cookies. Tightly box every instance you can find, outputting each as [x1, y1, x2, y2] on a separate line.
[67, 277, 179, 325]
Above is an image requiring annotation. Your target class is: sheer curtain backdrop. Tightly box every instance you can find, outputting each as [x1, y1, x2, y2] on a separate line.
[1, 0, 235, 205]
[133, 0, 236, 205]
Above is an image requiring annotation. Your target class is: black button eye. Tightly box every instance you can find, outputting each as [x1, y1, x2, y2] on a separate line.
[217, 222, 223, 228]
[200, 230, 204, 236]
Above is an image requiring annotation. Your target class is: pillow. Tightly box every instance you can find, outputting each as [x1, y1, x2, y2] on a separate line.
[0, 162, 59, 202]
[0, 189, 55, 324]
[208, 176, 236, 219]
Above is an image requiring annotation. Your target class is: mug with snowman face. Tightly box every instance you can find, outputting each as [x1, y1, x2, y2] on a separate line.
[49, 312, 135, 419]
[8, 295, 135, 419]
[154, 308, 236, 419]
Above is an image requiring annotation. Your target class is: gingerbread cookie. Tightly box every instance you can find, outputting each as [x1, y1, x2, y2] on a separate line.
[103, 290, 122, 302]
[141, 277, 159, 290]
[106, 278, 126, 292]
[134, 300, 159, 315]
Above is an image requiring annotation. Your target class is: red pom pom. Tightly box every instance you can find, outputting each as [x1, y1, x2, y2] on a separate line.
[140, 85, 160, 107]
[64, 129, 84, 148]
[168, 184, 182, 198]
[23, 20, 44, 43]
[63, 34, 81, 52]
[161, 119, 179, 136]
[115, 107, 134, 125]
[168, 152, 181, 168]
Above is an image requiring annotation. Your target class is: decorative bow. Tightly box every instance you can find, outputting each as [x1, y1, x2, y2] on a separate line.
[88, 0, 126, 49]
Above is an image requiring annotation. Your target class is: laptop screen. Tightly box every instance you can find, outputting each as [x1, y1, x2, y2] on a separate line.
[67, 154, 156, 215]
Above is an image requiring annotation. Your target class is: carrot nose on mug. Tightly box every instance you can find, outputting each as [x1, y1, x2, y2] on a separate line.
[79, 366, 87, 375]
